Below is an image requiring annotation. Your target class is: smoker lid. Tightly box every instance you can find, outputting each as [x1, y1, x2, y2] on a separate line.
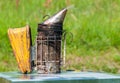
[42, 8, 67, 26]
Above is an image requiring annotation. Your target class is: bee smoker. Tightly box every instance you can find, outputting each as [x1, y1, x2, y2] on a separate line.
[36, 8, 67, 74]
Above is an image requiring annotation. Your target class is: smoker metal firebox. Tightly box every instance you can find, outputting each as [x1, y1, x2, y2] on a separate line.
[34, 8, 67, 74]
[36, 23, 64, 74]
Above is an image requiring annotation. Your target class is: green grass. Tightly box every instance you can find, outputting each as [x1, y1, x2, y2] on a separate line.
[0, 0, 120, 73]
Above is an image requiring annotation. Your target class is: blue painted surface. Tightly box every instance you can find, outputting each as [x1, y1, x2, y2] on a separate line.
[0, 71, 120, 83]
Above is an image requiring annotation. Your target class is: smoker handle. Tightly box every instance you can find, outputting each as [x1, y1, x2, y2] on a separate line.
[43, 15, 50, 21]
[63, 32, 73, 65]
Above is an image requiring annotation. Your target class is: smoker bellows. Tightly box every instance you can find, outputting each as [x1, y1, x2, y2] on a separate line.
[8, 8, 67, 74]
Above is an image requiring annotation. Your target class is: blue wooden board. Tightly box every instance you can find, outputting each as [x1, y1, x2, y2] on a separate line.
[0, 71, 120, 83]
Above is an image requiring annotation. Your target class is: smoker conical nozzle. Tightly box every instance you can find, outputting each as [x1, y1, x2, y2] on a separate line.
[43, 8, 67, 25]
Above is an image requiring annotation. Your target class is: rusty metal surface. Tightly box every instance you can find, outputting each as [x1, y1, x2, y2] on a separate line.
[36, 26, 62, 74]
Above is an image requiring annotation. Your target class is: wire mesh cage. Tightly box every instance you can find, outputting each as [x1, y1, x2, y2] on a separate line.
[36, 24, 64, 74]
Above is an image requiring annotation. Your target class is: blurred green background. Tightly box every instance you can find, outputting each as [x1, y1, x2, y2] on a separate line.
[0, 0, 120, 73]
